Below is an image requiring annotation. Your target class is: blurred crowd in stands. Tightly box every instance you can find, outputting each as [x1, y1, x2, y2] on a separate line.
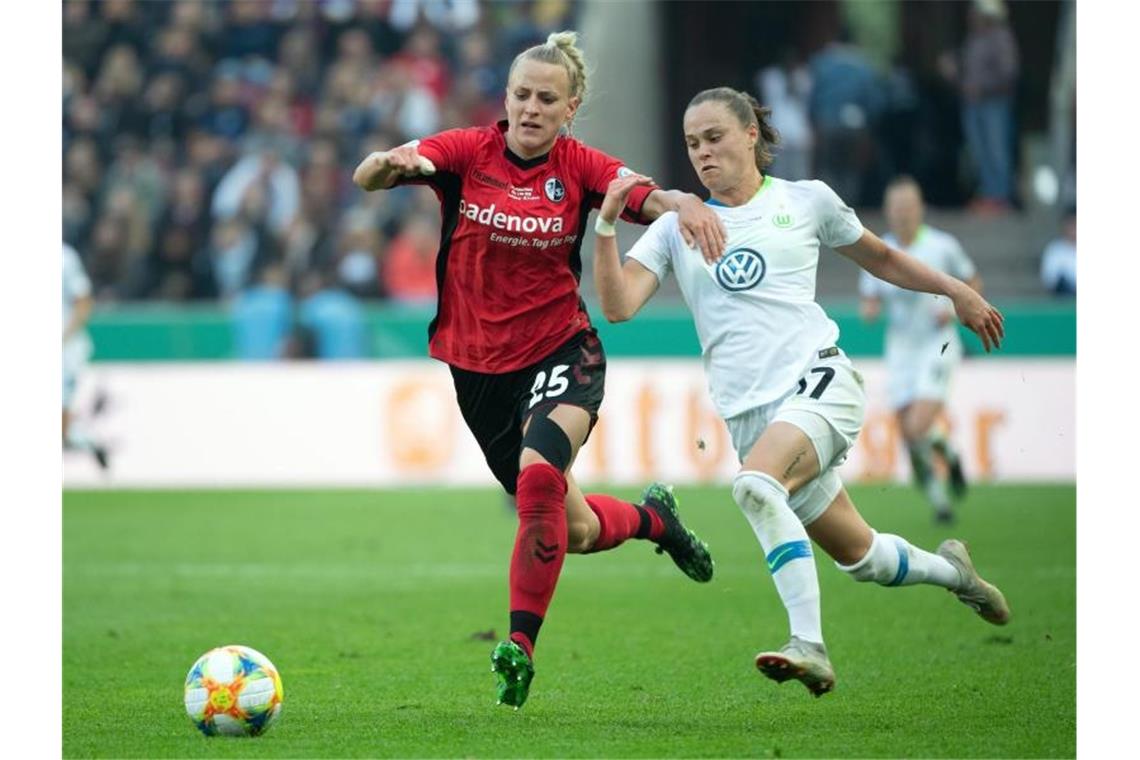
[63, 0, 1071, 354]
[63, 0, 574, 322]
[757, 0, 1022, 214]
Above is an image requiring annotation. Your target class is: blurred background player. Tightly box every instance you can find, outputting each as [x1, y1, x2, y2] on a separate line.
[353, 31, 722, 709]
[859, 176, 980, 524]
[63, 242, 109, 470]
[594, 87, 1008, 698]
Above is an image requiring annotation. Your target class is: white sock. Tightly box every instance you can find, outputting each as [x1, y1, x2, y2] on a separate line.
[838, 531, 962, 590]
[65, 426, 96, 452]
[732, 470, 823, 644]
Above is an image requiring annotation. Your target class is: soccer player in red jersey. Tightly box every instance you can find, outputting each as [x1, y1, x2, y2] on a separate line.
[353, 31, 724, 709]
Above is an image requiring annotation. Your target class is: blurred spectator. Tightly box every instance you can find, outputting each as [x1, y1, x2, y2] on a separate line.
[382, 213, 440, 305]
[756, 50, 813, 182]
[297, 271, 368, 359]
[208, 219, 262, 300]
[140, 168, 214, 300]
[233, 262, 294, 360]
[335, 215, 383, 299]
[808, 30, 885, 206]
[211, 139, 301, 237]
[389, 0, 480, 34]
[392, 25, 451, 104]
[951, 0, 1020, 213]
[1040, 210, 1076, 296]
[63, 1, 109, 78]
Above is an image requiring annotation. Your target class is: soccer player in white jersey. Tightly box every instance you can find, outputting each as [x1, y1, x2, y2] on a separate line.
[591, 87, 1009, 697]
[63, 242, 108, 469]
[859, 176, 980, 524]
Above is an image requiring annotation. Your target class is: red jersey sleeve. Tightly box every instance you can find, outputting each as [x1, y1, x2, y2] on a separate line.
[574, 142, 658, 225]
[400, 128, 480, 179]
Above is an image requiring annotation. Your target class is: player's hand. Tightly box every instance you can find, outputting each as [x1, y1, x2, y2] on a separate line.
[675, 193, 726, 264]
[599, 173, 655, 225]
[382, 145, 436, 177]
[952, 287, 1005, 352]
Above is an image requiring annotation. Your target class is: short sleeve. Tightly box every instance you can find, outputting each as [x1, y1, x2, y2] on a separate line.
[944, 234, 977, 281]
[625, 213, 678, 283]
[399, 128, 478, 179]
[576, 142, 657, 224]
[810, 180, 864, 248]
[63, 244, 91, 300]
[857, 269, 881, 298]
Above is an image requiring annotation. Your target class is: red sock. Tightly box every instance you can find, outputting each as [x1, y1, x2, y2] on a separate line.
[508, 463, 568, 658]
[585, 493, 665, 551]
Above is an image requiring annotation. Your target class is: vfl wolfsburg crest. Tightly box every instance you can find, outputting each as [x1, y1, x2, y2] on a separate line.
[773, 211, 794, 228]
[715, 248, 767, 291]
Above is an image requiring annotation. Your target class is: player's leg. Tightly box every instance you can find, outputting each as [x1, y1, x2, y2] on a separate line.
[899, 399, 953, 523]
[805, 484, 1009, 624]
[62, 363, 108, 469]
[492, 402, 587, 708]
[734, 420, 833, 695]
[742, 351, 866, 696]
[566, 473, 713, 581]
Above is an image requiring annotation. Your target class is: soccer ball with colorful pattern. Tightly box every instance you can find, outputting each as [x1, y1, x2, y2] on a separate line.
[183, 645, 284, 736]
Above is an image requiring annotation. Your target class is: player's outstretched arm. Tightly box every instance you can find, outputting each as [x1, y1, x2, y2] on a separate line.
[352, 145, 436, 191]
[837, 230, 1005, 352]
[594, 175, 661, 323]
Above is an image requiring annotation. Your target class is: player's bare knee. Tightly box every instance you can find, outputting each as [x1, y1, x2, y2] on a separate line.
[565, 519, 597, 553]
[732, 470, 789, 520]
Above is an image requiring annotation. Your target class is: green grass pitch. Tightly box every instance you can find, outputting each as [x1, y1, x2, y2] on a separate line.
[63, 484, 1074, 758]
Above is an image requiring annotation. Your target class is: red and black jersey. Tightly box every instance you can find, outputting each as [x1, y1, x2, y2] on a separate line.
[395, 121, 657, 373]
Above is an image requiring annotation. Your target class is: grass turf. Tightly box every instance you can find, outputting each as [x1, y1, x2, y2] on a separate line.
[63, 484, 1074, 758]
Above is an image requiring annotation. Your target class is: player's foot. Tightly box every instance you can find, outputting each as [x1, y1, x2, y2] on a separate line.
[490, 640, 534, 709]
[937, 539, 1011, 625]
[947, 456, 968, 500]
[755, 636, 836, 697]
[92, 445, 110, 471]
[641, 483, 713, 582]
[933, 507, 955, 526]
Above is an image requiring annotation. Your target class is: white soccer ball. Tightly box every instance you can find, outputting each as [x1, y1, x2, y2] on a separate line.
[184, 645, 284, 737]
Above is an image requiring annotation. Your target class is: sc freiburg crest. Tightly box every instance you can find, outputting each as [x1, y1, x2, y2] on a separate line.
[544, 177, 566, 202]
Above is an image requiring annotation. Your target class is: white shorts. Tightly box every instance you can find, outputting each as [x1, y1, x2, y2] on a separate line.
[886, 338, 960, 410]
[725, 348, 865, 526]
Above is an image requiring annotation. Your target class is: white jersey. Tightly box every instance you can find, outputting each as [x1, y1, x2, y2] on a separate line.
[63, 243, 93, 366]
[627, 176, 864, 418]
[858, 225, 975, 355]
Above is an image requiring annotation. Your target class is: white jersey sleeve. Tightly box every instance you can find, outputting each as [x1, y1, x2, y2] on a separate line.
[63, 243, 92, 301]
[809, 181, 864, 249]
[858, 269, 882, 298]
[944, 234, 977, 282]
[625, 211, 679, 284]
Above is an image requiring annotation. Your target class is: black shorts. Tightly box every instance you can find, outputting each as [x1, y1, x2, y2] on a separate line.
[449, 329, 606, 494]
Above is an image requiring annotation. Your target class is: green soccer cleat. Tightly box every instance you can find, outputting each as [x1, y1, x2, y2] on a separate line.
[642, 483, 714, 583]
[937, 539, 1011, 625]
[490, 640, 534, 709]
[755, 636, 836, 697]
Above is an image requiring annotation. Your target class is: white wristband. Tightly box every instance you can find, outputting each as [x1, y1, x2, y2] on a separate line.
[594, 217, 617, 237]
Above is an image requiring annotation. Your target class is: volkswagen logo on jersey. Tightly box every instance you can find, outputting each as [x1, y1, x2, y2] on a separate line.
[544, 177, 566, 202]
[715, 248, 766, 291]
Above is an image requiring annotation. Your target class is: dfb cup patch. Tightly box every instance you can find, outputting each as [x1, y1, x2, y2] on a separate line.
[544, 177, 566, 202]
[715, 248, 767, 291]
